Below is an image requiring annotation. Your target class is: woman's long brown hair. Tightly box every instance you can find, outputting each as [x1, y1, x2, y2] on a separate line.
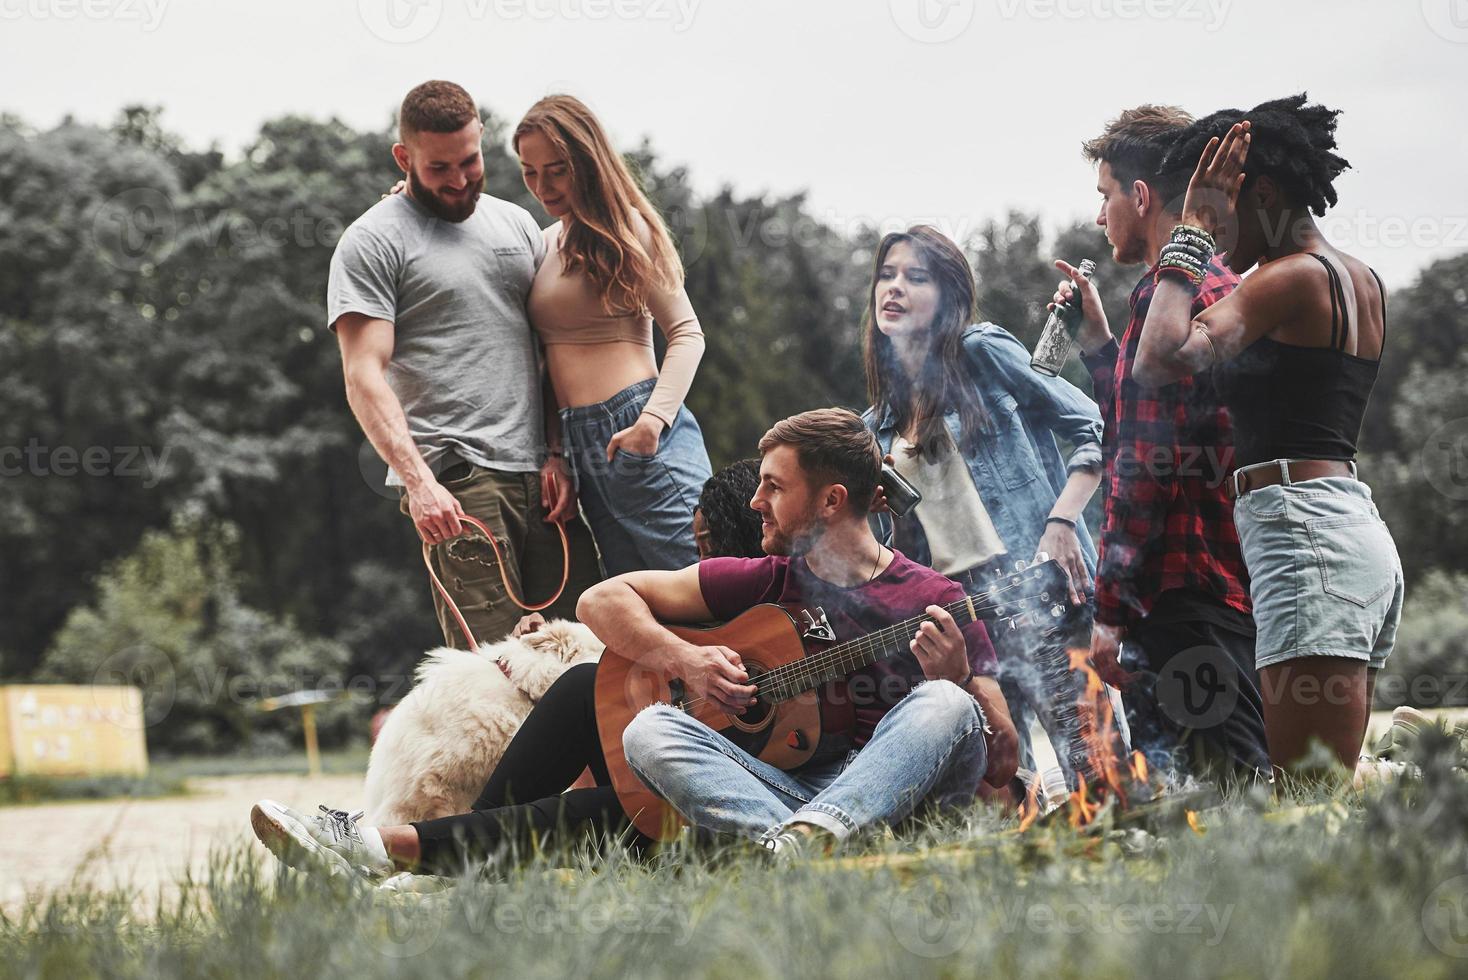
[514, 95, 682, 315]
[861, 225, 989, 460]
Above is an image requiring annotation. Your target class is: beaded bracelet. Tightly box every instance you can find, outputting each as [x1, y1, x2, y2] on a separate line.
[1165, 239, 1212, 258]
[1173, 223, 1217, 250]
[1155, 262, 1204, 287]
[1158, 249, 1208, 272]
[1158, 249, 1211, 272]
[1171, 230, 1215, 249]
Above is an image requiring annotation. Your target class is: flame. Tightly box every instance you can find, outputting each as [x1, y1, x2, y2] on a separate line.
[1067, 775, 1095, 828]
[1017, 776, 1042, 832]
[1186, 810, 1204, 835]
[1013, 647, 1159, 833]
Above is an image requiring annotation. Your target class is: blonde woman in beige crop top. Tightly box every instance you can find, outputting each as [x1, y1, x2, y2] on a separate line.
[512, 95, 712, 574]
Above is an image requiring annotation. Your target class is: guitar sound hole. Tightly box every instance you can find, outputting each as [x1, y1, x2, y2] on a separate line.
[731, 665, 772, 730]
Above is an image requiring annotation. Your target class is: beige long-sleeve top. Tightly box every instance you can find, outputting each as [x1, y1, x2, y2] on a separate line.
[891, 433, 1008, 575]
[527, 215, 705, 428]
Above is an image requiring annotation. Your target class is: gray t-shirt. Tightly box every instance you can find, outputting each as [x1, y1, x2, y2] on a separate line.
[327, 192, 547, 483]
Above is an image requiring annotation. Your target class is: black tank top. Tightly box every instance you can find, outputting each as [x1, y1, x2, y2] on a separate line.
[1213, 254, 1386, 469]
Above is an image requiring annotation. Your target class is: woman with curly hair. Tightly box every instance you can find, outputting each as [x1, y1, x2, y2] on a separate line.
[516, 94, 712, 575]
[1134, 95, 1403, 773]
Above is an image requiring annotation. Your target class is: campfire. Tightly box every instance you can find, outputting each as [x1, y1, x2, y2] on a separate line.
[1016, 648, 1214, 835]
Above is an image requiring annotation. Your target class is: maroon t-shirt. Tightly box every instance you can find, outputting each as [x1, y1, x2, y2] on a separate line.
[697, 550, 997, 747]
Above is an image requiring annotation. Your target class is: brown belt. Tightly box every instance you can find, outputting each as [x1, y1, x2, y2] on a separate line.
[1226, 458, 1357, 499]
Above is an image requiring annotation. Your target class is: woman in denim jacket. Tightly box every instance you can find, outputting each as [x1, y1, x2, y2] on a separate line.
[861, 225, 1107, 791]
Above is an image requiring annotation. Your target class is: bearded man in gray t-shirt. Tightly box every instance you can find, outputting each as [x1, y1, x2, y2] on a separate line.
[327, 80, 599, 647]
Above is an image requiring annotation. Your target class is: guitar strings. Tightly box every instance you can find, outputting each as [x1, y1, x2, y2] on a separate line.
[757, 579, 1047, 699]
[678, 585, 1052, 712]
[677, 578, 1057, 712]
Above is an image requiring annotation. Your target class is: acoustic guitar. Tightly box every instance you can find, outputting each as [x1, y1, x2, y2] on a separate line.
[594, 558, 1075, 840]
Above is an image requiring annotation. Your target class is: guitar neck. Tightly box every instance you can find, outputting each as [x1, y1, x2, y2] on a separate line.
[759, 593, 990, 704]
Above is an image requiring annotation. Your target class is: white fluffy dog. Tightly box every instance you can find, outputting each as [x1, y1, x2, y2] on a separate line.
[362, 619, 603, 826]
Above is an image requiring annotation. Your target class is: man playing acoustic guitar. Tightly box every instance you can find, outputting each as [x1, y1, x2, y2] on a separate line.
[249, 410, 1019, 877]
[600, 408, 1019, 854]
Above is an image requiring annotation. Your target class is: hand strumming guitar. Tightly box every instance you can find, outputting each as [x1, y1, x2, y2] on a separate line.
[678, 641, 758, 716]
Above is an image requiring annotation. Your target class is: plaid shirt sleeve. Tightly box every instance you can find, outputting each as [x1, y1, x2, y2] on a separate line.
[1091, 264, 1243, 629]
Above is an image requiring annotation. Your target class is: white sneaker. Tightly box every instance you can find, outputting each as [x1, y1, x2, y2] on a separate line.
[250, 800, 394, 880]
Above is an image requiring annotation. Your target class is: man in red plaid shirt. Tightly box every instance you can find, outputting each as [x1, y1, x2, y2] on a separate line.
[1052, 106, 1270, 781]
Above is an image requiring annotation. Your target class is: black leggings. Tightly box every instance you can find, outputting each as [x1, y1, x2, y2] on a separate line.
[411, 661, 645, 873]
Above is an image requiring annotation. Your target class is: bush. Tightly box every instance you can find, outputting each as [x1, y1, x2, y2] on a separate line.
[1373, 569, 1468, 709]
[36, 515, 358, 754]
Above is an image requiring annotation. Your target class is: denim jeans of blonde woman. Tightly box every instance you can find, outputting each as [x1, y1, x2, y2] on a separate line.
[561, 378, 711, 577]
[1231, 476, 1403, 671]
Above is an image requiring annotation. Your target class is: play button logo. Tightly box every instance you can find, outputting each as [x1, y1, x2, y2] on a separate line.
[359, 0, 443, 43]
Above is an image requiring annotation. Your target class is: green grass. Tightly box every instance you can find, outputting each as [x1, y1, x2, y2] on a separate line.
[149, 747, 372, 782]
[4, 735, 1468, 979]
[0, 748, 370, 806]
[0, 771, 189, 806]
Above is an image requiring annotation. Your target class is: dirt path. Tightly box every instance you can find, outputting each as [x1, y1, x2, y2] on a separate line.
[0, 772, 365, 916]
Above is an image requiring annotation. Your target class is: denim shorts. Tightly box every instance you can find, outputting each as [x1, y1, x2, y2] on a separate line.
[560, 378, 711, 577]
[1232, 476, 1404, 671]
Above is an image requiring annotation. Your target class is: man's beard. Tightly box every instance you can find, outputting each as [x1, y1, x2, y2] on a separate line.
[762, 507, 823, 557]
[407, 169, 479, 222]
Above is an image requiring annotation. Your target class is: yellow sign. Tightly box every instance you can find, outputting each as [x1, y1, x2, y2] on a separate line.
[0, 685, 149, 779]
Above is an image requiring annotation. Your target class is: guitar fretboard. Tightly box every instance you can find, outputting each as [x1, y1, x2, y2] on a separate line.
[755, 574, 1051, 704]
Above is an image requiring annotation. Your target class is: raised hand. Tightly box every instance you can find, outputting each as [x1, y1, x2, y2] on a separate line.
[1051, 258, 1111, 351]
[870, 453, 897, 514]
[1182, 120, 1251, 239]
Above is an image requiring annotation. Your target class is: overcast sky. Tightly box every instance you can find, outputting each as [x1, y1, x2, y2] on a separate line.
[4, 0, 1465, 285]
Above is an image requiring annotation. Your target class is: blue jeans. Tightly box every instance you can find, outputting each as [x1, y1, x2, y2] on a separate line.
[621, 680, 990, 845]
[560, 378, 711, 577]
[1232, 475, 1404, 671]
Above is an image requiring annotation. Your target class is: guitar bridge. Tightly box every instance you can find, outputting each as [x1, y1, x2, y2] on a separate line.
[668, 678, 689, 712]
